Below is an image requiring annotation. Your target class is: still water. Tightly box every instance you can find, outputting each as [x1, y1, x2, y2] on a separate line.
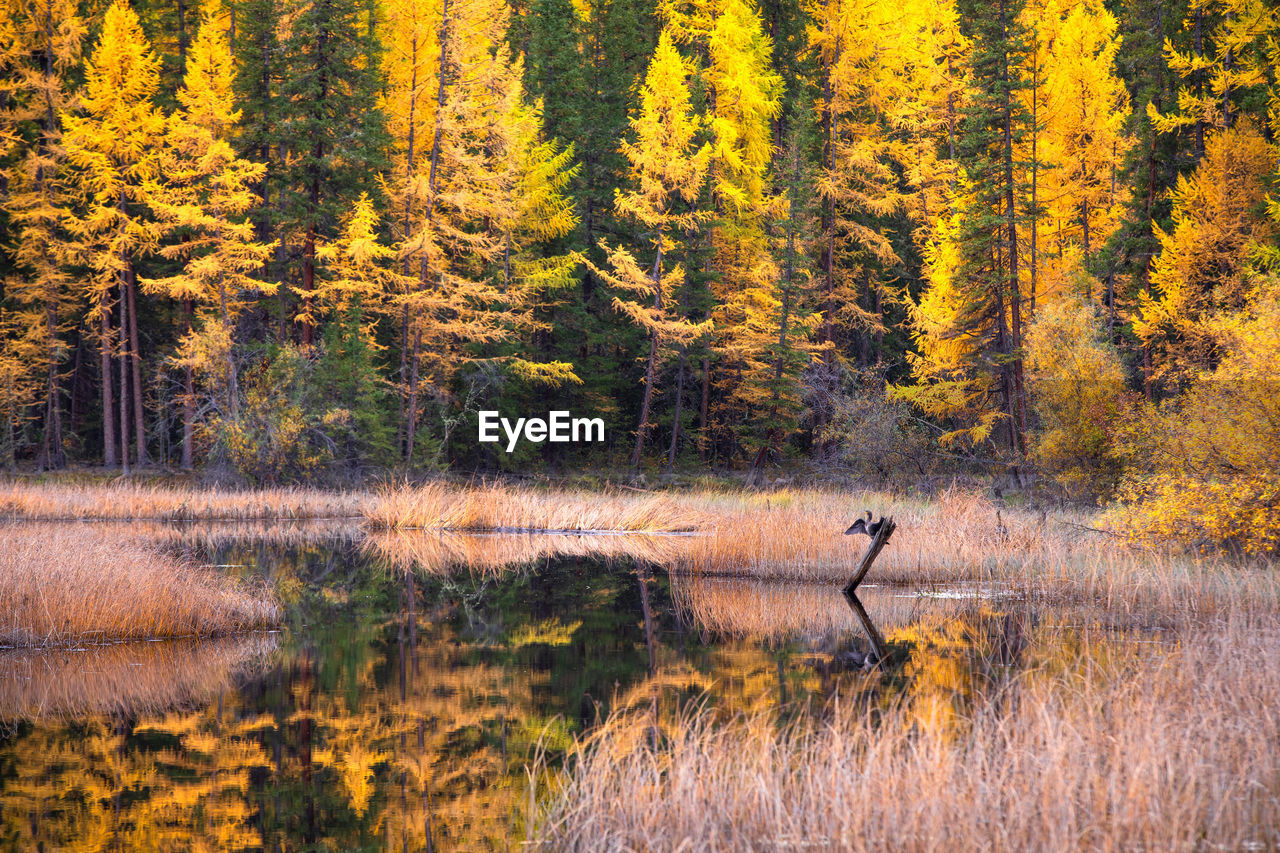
[0, 528, 1161, 851]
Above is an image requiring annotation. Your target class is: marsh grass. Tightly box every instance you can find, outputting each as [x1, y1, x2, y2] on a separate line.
[0, 481, 370, 520]
[365, 483, 705, 532]
[363, 529, 696, 575]
[533, 615, 1280, 851]
[0, 634, 278, 722]
[0, 526, 280, 647]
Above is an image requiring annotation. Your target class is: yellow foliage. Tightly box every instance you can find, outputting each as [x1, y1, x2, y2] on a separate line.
[1109, 275, 1280, 556]
[62, 0, 164, 282]
[1025, 289, 1125, 499]
[1136, 120, 1275, 384]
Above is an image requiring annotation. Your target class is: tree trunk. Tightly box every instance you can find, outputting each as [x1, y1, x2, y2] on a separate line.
[404, 0, 451, 466]
[1000, 0, 1026, 454]
[118, 279, 131, 475]
[406, 327, 422, 464]
[666, 346, 686, 473]
[39, 303, 65, 470]
[699, 356, 710, 458]
[631, 244, 663, 477]
[182, 297, 195, 469]
[127, 266, 147, 464]
[101, 304, 117, 469]
[301, 225, 317, 346]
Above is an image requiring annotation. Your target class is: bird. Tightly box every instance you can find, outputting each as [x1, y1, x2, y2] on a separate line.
[845, 510, 886, 537]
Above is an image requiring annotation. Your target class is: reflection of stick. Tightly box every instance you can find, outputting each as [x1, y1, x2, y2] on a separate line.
[844, 590, 888, 662]
[843, 516, 896, 596]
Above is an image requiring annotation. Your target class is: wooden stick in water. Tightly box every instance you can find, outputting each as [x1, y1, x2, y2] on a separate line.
[843, 515, 896, 596]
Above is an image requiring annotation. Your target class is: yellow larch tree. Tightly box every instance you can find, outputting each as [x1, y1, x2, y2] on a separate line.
[316, 193, 398, 319]
[62, 0, 165, 473]
[1149, 0, 1277, 146]
[894, 190, 1008, 451]
[0, 0, 84, 470]
[598, 29, 711, 475]
[1134, 119, 1275, 386]
[700, 0, 791, 462]
[1030, 0, 1131, 313]
[388, 0, 579, 464]
[142, 0, 271, 467]
[809, 0, 903, 359]
[882, 0, 968, 250]
[379, 0, 440, 438]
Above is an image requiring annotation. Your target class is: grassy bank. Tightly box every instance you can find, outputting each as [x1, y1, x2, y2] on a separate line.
[0, 526, 279, 647]
[532, 614, 1280, 851]
[0, 481, 370, 520]
[365, 482, 702, 532]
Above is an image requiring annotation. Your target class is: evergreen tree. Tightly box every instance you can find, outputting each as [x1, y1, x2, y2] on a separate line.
[952, 0, 1033, 456]
[277, 0, 388, 345]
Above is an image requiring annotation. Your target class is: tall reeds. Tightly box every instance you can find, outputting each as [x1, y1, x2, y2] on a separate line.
[0, 634, 278, 722]
[0, 526, 280, 647]
[365, 483, 702, 532]
[0, 481, 369, 520]
[532, 616, 1280, 851]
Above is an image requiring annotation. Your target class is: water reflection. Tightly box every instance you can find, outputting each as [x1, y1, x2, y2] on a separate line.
[0, 528, 1154, 850]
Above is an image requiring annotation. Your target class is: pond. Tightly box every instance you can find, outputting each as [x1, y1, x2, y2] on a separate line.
[0, 526, 1168, 851]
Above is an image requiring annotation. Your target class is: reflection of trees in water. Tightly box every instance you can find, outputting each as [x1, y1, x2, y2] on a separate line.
[0, 541, 1107, 851]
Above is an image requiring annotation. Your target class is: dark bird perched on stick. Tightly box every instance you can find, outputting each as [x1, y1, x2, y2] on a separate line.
[845, 510, 886, 537]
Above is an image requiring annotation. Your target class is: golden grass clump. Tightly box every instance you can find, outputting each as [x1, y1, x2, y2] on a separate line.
[363, 529, 696, 575]
[0, 525, 280, 647]
[366, 483, 704, 532]
[0, 481, 370, 520]
[532, 616, 1280, 852]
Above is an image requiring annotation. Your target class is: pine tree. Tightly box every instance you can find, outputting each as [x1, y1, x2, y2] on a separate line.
[314, 193, 398, 466]
[143, 0, 272, 466]
[277, 0, 388, 345]
[953, 0, 1033, 456]
[231, 0, 285, 319]
[63, 0, 167, 472]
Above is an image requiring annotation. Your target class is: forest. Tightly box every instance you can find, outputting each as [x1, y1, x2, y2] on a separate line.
[0, 0, 1277, 554]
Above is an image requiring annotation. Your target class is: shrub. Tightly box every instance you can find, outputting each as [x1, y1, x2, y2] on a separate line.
[1024, 294, 1125, 501]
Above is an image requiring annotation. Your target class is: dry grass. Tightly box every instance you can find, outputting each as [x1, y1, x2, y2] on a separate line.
[666, 488, 1280, 616]
[0, 481, 370, 520]
[366, 483, 704, 532]
[0, 634, 278, 722]
[364, 529, 697, 575]
[0, 525, 280, 647]
[532, 614, 1280, 851]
